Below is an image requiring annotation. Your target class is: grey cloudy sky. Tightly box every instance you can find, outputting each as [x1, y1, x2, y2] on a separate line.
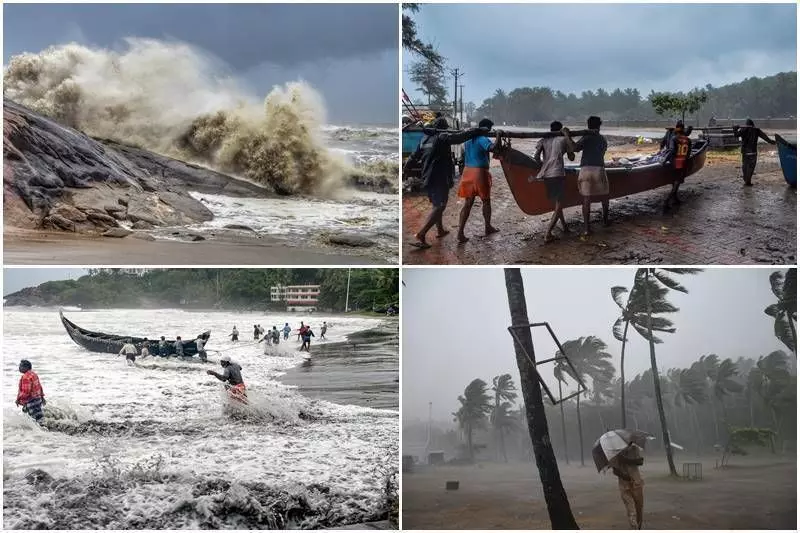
[3, 269, 87, 296]
[4, 4, 398, 125]
[403, 4, 797, 106]
[402, 268, 789, 423]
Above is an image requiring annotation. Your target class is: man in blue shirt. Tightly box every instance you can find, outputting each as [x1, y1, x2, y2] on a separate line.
[457, 118, 499, 243]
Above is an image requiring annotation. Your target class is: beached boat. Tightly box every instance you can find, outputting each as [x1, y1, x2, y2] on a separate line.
[60, 311, 210, 357]
[497, 139, 709, 215]
[775, 134, 796, 187]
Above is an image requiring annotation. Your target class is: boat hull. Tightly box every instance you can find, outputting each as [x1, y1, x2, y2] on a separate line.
[60, 311, 210, 357]
[776, 134, 797, 187]
[497, 140, 709, 215]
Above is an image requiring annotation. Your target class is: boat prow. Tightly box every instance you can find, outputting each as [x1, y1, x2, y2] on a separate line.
[59, 311, 210, 357]
[497, 140, 709, 215]
[775, 134, 797, 187]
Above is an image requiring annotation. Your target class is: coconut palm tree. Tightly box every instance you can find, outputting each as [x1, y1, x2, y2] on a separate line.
[453, 378, 492, 461]
[750, 350, 794, 445]
[491, 374, 519, 462]
[556, 336, 615, 467]
[553, 364, 571, 464]
[666, 365, 707, 450]
[611, 281, 677, 428]
[634, 267, 702, 477]
[764, 269, 797, 360]
[504, 268, 578, 529]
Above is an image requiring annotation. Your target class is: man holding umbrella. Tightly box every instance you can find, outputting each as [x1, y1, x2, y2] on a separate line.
[593, 429, 649, 529]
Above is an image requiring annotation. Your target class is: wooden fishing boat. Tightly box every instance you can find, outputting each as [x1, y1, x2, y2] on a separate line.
[60, 311, 210, 357]
[496, 139, 709, 215]
[775, 134, 796, 187]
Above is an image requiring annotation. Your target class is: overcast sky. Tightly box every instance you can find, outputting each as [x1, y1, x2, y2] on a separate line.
[403, 4, 797, 106]
[3, 269, 87, 296]
[402, 268, 789, 424]
[4, 4, 398, 125]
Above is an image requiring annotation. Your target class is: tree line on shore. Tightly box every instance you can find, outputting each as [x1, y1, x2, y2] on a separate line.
[4, 268, 399, 312]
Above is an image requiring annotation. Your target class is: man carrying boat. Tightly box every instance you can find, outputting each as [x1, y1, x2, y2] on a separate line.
[300, 326, 315, 352]
[534, 121, 576, 243]
[403, 117, 490, 249]
[662, 121, 692, 211]
[158, 336, 168, 357]
[573, 116, 610, 235]
[207, 355, 247, 404]
[175, 336, 184, 357]
[733, 119, 776, 186]
[195, 335, 208, 362]
[16, 360, 45, 424]
[456, 118, 500, 243]
[119, 338, 138, 365]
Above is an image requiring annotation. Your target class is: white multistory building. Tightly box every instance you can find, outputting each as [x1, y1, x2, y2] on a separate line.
[270, 285, 320, 312]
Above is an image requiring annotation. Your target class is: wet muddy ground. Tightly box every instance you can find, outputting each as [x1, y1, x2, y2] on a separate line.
[402, 457, 796, 529]
[403, 144, 796, 265]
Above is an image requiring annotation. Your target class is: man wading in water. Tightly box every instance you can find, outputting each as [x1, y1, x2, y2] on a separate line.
[207, 355, 247, 404]
[16, 359, 46, 424]
[119, 338, 139, 365]
[733, 119, 776, 186]
[404, 118, 489, 249]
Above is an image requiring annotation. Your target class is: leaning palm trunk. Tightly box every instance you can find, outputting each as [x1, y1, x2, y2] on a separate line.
[620, 321, 630, 427]
[558, 379, 570, 464]
[505, 269, 579, 529]
[643, 270, 678, 476]
[576, 394, 585, 466]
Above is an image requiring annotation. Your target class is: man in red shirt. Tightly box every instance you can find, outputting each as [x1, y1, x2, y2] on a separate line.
[663, 122, 692, 212]
[16, 359, 45, 424]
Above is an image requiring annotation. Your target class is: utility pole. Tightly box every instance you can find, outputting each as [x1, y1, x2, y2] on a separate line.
[451, 67, 463, 127]
[344, 268, 351, 313]
[459, 84, 465, 126]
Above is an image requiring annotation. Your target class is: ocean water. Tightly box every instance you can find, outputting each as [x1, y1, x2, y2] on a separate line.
[3, 308, 398, 529]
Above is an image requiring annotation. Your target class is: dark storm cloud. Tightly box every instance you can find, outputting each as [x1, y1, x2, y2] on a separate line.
[4, 4, 397, 69]
[4, 4, 399, 124]
[404, 4, 796, 104]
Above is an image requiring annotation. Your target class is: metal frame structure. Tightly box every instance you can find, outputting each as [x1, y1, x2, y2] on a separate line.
[507, 321, 588, 405]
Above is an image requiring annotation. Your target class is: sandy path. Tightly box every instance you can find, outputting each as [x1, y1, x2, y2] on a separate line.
[402, 458, 796, 529]
[3, 230, 383, 265]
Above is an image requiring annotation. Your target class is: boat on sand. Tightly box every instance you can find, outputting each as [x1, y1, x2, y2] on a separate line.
[775, 134, 796, 187]
[496, 139, 709, 215]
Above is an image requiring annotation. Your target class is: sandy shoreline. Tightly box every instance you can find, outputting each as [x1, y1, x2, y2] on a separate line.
[4, 229, 386, 265]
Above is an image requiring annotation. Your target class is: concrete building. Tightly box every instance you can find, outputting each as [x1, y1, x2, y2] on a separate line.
[270, 284, 320, 312]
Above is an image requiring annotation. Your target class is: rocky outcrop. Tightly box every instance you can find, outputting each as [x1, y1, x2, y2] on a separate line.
[3, 99, 273, 234]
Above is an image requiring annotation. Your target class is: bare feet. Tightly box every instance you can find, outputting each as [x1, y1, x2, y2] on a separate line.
[436, 230, 450, 238]
[457, 234, 470, 244]
[485, 226, 499, 235]
[544, 234, 558, 244]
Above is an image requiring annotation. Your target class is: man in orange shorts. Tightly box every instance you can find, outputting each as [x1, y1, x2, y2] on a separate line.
[457, 118, 499, 243]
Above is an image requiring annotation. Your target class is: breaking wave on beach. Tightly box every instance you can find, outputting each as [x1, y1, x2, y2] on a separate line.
[3, 308, 398, 528]
[3, 39, 395, 196]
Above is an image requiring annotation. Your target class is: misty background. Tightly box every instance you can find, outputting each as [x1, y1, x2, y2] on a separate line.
[403, 3, 797, 105]
[402, 268, 787, 423]
[3, 269, 86, 296]
[4, 4, 398, 125]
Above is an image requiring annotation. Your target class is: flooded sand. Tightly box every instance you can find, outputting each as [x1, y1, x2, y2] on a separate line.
[402, 457, 796, 529]
[280, 321, 399, 410]
[403, 142, 796, 265]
